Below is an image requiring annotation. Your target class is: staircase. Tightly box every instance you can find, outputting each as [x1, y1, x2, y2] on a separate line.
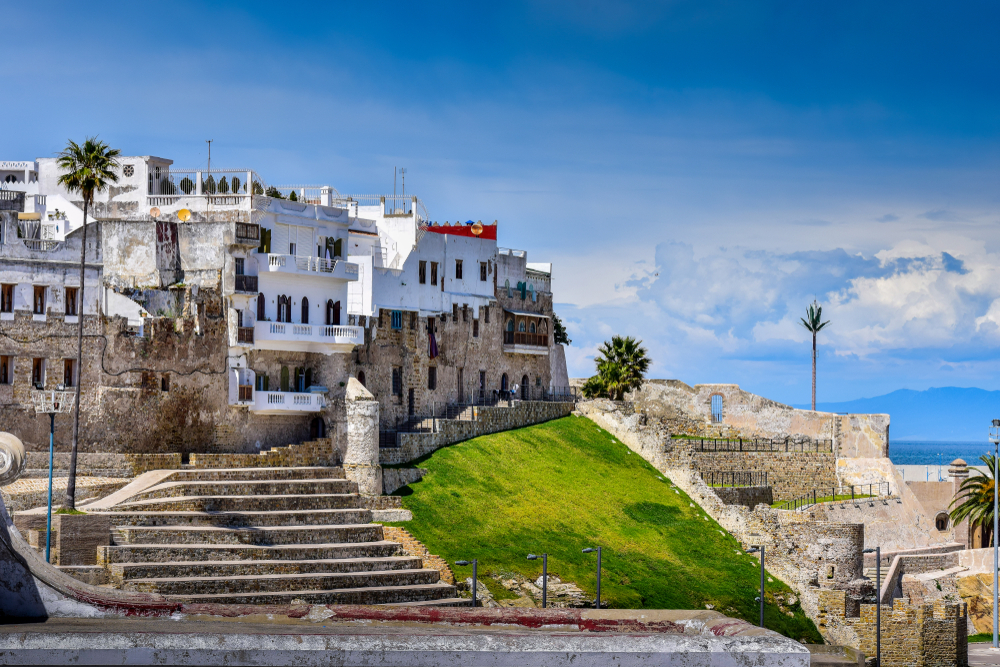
[91, 466, 465, 606]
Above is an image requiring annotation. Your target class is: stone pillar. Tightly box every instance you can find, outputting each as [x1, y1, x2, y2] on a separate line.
[344, 378, 382, 496]
[950, 458, 970, 548]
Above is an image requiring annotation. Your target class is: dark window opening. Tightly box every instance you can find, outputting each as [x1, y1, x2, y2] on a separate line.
[235, 257, 245, 275]
[462, 304, 468, 322]
[326, 299, 341, 325]
[357, 371, 366, 388]
[409, 311, 416, 330]
[33, 286, 45, 315]
[455, 259, 463, 280]
[428, 366, 437, 391]
[257, 293, 266, 321]
[0, 356, 10, 384]
[452, 303, 458, 321]
[301, 297, 309, 324]
[431, 262, 438, 286]
[65, 287, 78, 316]
[63, 359, 75, 387]
[392, 367, 402, 396]
[484, 306, 490, 323]
[0, 284, 12, 313]
[391, 310, 402, 329]
[31, 358, 44, 388]
[419, 261, 427, 284]
[160, 374, 169, 392]
[936, 513, 950, 531]
[473, 319, 479, 337]
[480, 262, 487, 281]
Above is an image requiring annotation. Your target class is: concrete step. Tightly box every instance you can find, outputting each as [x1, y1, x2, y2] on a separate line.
[131, 479, 358, 501]
[98, 541, 403, 565]
[164, 581, 459, 606]
[113, 494, 362, 513]
[125, 568, 442, 595]
[168, 467, 346, 482]
[109, 556, 425, 584]
[114, 524, 383, 546]
[101, 508, 372, 528]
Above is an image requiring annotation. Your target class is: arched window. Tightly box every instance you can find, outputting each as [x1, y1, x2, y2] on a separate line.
[501, 373, 508, 392]
[305, 368, 312, 389]
[357, 371, 366, 387]
[521, 375, 529, 400]
[529, 322, 536, 333]
[518, 321, 526, 332]
[257, 293, 266, 321]
[326, 299, 341, 326]
[710, 394, 724, 423]
[277, 295, 289, 323]
[301, 296, 309, 324]
[935, 513, 950, 531]
[528, 284, 535, 302]
[506, 319, 514, 332]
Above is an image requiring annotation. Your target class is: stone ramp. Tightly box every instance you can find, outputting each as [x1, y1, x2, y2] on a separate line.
[86, 466, 465, 607]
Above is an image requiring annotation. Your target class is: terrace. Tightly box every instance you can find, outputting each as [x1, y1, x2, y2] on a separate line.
[260, 255, 359, 281]
[253, 321, 364, 354]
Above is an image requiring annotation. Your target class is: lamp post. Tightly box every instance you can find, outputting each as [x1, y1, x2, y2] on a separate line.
[746, 546, 765, 627]
[30, 385, 75, 564]
[455, 559, 478, 607]
[863, 546, 881, 666]
[989, 419, 1000, 649]
[527, 553, 548, 608]
[582, 547, 601, 609]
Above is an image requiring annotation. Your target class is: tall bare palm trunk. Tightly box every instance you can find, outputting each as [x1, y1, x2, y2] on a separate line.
[811, 332, 817, 411]
[66, 200, 88, 509]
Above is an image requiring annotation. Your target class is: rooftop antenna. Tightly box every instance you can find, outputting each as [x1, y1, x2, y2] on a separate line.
[401, 167, 406, 198]
[206, 140, 213, 173]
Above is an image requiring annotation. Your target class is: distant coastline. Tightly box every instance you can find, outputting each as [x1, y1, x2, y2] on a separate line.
[889, 440, 991, 466]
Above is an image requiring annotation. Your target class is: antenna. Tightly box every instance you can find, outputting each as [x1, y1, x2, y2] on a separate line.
[206, 140, 213, 173]
[401, 167, 406, 198]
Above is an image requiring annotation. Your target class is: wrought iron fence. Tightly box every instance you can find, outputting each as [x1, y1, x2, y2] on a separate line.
[699, 471, 769, 487]
[676, 437, 834, 453]
[775, 481, 891, 511]
[234, 275, 258, 293]
[235, 222, 260, 244]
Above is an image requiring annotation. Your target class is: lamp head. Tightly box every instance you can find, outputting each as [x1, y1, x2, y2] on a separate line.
[746, 546, 761, 553]
[455, 560, 471, 566]
[582, 548, 596, 554]
[527, 554, 538, 560]
[863, 548, 876, 554]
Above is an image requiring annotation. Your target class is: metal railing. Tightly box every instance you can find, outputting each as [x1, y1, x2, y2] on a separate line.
[234, 275, 258, 293]
[677, 437, 834, 453]
[699, 471, 769, 487]
[0, 191, 24, 212]
[341, 194, 429, 222]
[775, 482, 891, 511]
[503, 331, 549, 347]
[21, 239, 59, 252]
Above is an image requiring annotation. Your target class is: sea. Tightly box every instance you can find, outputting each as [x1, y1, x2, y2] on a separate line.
[890, 440, 993, 466]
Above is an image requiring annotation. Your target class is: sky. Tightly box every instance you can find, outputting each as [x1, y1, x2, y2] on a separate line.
[2, 1, 999, 404]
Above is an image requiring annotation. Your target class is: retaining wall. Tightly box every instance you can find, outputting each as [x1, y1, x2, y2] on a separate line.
[712, 485, 773, 507]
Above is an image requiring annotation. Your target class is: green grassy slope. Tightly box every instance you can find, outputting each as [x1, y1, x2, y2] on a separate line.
[389, 415, 821, 642]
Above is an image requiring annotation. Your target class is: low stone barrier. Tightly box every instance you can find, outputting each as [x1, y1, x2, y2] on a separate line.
[712, 485, 773, 507]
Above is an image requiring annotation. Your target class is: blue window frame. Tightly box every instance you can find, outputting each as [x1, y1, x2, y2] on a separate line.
[391, 310, 403, 330]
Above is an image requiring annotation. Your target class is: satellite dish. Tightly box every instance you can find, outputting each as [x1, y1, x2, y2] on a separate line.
[177, 209, 191, 222]
[471, 222, 483, 236]
[149, 207, 161, 218]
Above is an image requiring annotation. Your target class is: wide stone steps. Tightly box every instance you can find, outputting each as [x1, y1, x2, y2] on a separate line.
[108, 556, 425, 585]
[131, 479, 358, 501]
[115, 523, 383, 546]
[167, 467, 347, 482]
[102, 509, 372, 528]
[98, 541, 404, 566]
[113, 494, 362, 513]
[125, 568, 441, 595]
[164, 581, 460, 606]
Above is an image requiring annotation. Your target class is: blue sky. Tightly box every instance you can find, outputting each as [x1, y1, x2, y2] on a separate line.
[3, 1, 999, 404]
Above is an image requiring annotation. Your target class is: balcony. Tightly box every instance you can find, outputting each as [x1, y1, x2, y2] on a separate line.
[234, 275, 258, 293]
[503, 331, 549, 356]
[236, 327, 254, 345]
[261, 254, 359, 281]
[254, 321, 363, 354]
[235, 222, 260, 246]
[250, 390, 326, 415]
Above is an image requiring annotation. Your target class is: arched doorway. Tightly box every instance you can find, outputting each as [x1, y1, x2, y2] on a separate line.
[501, 373, 509, 398]
[327, 299, 341, 325]
[357, 371, 366, 387]
[301, 297, 309, 324]
[521, 375, 529, 400]
[310, 417, 326, 439]
[257, 293, 266, 321]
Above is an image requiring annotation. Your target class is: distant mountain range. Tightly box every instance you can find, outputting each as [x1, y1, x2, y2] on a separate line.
[793, 387, 1000, 442]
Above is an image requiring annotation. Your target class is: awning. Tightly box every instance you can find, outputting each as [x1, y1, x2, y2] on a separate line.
[17, 212, 41, 220]
[503, 309, 550, 319]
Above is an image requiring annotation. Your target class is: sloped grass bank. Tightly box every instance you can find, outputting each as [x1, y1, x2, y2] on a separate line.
[389, 415, 821, 642]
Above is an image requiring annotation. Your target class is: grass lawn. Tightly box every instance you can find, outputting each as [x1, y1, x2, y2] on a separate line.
[970, 633, 994, 643]
[389, 415, 822, 642]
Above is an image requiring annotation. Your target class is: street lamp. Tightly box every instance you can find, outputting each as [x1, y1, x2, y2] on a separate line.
[746, 546, 765, 627]
[863, 547, 881, 667]
[527, 553, 548, 608]
[989, 419, 1000, 649]
[455, 559, 478, 608]
[30, 385, 75, 564]
[582, 547, 602, 609]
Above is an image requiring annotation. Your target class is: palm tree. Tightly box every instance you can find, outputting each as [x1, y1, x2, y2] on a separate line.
[950, 454, 998, 546]
[800, 301, 830, 411]
[57, 138, 121, 509]
[581, 335, 651, 400]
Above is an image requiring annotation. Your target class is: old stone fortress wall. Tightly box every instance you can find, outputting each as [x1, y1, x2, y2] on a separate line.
[579, 380, 973, 664]
[0, 156, 569, 465]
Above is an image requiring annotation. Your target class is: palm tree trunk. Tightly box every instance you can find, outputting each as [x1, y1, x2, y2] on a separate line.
[811, 332, 817, 411]
[66, 200, 88, 510]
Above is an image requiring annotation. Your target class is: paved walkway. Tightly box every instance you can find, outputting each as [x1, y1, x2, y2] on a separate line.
[971, 643, 1000, 665]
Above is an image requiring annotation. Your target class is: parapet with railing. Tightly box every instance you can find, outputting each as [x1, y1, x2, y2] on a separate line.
[699, 471, 769, 487]
[673, 436, 834, 453]
[775, 481, 893, 512]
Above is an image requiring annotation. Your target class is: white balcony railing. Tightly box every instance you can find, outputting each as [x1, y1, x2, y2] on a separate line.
[251, 390, 325, 414]
[254, 321, 363, 355]
[262, 254, 359, 278]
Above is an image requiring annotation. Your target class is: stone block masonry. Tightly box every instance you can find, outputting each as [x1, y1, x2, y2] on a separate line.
[692, 451, 836, 502]
[712, 485, 773, 507]
[382, 525, 455, 585]
[380, 400, 574, 465]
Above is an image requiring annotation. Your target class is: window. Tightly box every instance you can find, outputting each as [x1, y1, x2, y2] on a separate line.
[507, 319, 514, 332]
[530, 322, 536, 333]
[455, 259, 463, 280]
[480, 262, 487, 281]
[31, 358, 45, 389]
[123, 164, 134, 178]
[419, 261, 427, 284]
[357, 371, 366, 388]
[160, 374, 169, 392]
[505, 279, 511, 297]
[391, 310, 403, 330]
[428, 366, 437, 391]
[935, 513, 950, 531]
[235, 258, 245, 275]
[65, 287, 78, 316]
[235, 309, 243, 328]
[479, 371, 486, 391]
[0, 356, 10, 384]
[431, 262, 438, 286]
[452, 304, 458, 321]
[289, 242, 296, 255]
[257, 294, 266, 321]
[326, 300, 341, 325]
[462, 304, 468, 322]
[518, 321, 526, 332]
[301, 297, 309, 324]
[0, 285, 10, 313]
[33, 286, 46, 315]
[392, 367, 402, 396]
[473, 319, 479, 337]
[427, 316, 436, 334]
[63, 359, 75, 387]
[484, 306, 490, 324]
[710, 394, 724, 423]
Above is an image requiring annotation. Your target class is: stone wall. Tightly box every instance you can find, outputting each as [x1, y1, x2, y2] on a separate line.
[383, 467, 428, 494]
[816, 593, 968, 667]
[382, 525, 455, 585]
[692, 451, 836, 502]
[379, 400, 574, 465]
[712, 485, 773, 507]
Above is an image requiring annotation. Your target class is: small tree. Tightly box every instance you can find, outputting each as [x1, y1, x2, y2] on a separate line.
[950, 454, 998, 545]
[265, 185, 284, 199]
[217, 176, 229, 193]
[581, 335, 650, 400]
[231, 176, 241, 193]
[252, 181, 264, 195]
[204, 174, 216, 194]
[57, 137, 121, 509]
[288, 190, 298, 202]
[553, 313, 571, 345]
[179, 176, 194, 194]
[800, 300, 830, 411]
